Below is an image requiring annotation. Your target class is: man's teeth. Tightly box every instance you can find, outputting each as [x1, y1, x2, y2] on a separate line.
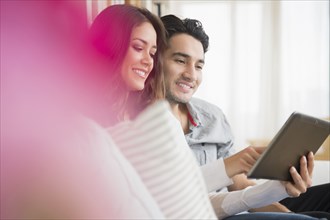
[134, 69, 146, 77]
[178, 83, 191, 89]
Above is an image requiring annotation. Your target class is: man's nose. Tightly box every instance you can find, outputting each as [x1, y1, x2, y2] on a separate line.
[182, 64, 198, 81]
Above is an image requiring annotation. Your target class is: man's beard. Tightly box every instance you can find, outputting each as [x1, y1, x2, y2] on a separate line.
[165, 89, 190, 105]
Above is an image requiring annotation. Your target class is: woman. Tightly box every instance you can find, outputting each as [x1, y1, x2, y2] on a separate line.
[89, 4, 166, 125]
[1, 2, 168, 219]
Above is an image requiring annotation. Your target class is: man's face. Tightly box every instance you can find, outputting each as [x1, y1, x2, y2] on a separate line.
[163, 33, 204, 104]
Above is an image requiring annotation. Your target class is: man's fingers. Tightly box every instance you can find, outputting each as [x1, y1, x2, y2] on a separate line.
[299, 155, 312, 187]
[289, 166, 307, 193]
[240, 160, 253, 173]
[253, 146, 267, 154]
[246, 146, 265, 161]
[284, 181, 301, 197]
[307, 151, 314, 178]
[299, 156, 308, 179]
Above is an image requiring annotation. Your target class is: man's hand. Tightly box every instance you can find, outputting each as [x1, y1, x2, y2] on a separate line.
[282, 152, 314, 197]
[224, 146, 266, 178]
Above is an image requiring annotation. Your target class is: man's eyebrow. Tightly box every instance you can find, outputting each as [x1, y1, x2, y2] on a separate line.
[132, 38, 157, 49]
[172, 52, 205, 64]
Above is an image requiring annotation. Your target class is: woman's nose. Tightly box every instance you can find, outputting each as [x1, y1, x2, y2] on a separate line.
[142, 53, 153, 67]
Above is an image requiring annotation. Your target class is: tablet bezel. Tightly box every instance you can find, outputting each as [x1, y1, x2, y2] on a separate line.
[247, 112, 330, 181]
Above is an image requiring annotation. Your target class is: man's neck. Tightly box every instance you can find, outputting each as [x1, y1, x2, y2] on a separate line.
[168, 101, 190, 134]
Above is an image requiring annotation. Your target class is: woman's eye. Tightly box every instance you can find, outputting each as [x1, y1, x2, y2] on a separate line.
[133, 45, 143, 51]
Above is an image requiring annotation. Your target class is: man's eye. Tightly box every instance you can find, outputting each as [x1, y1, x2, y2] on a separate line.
[175, 59, 185, 64]
[196, 65, 203, 70]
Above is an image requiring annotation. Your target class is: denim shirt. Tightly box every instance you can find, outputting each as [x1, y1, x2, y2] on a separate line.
[185, 97, 236, 166]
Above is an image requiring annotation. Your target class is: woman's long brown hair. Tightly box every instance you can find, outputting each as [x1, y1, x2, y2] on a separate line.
[89, 5, 166, 125]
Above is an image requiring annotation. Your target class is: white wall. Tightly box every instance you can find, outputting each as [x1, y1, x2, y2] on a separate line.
[165, 1, 329, 150]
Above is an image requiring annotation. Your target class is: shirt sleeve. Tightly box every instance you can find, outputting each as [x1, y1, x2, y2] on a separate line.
[201, 158, 233, 192]
[209, 180, 289, 219]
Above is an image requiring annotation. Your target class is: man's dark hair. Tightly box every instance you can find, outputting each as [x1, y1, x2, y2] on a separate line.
[161, 14, 209, 53]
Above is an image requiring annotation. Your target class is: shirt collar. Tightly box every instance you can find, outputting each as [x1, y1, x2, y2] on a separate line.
[186, 101, 202, 128]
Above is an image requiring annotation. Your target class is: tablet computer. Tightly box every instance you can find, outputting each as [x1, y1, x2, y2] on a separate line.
[247, 112, 330, 181]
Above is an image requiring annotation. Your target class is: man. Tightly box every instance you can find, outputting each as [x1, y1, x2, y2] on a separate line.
[160, 14, 330, 219]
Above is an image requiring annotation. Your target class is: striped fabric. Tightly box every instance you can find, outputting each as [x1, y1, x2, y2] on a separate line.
[108, 101, 217, 220]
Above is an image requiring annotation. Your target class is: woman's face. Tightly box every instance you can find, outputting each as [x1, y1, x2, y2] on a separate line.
[120, 22, 157, 91]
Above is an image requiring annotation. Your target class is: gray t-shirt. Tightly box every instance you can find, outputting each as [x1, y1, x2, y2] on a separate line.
[185, 97, 235, 166]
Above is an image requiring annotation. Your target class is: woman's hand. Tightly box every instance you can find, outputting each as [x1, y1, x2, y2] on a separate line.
[224, 146, 266, 178]
[282, 151, 314, 197]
